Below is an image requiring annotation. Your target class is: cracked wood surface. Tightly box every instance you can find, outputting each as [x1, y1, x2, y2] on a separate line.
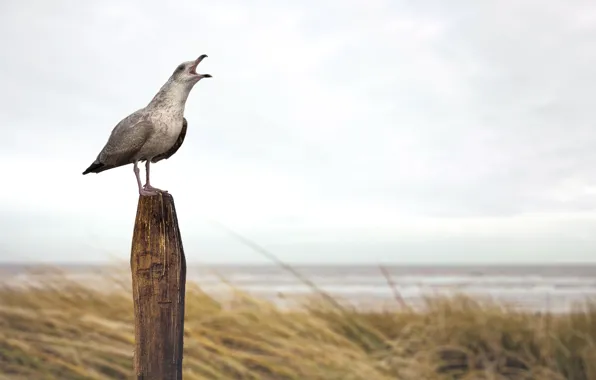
[130, 193, 187, 380]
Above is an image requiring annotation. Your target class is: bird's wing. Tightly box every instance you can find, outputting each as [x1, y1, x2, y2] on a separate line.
[151, 117, 188, 163]
[82, 112, 154, 174]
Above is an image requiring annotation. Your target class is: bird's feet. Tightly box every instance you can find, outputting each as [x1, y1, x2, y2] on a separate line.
[143, 183, 168, 193]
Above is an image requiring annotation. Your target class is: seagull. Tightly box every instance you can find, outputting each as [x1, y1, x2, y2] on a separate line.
[82, 54, 211, 196]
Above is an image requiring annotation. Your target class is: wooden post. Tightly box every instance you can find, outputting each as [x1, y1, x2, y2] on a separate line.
[130, 192, 187, 380]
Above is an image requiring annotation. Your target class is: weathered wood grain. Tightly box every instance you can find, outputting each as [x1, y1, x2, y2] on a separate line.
[130, 193, 186, 380]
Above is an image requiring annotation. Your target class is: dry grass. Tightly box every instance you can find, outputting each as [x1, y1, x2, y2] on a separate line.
[0, 268, 595, 380]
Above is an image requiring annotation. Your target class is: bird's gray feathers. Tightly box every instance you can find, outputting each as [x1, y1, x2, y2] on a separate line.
[82, 114, 189, 175]
[99, 112, 153, 163]
[82, 112, 154, 174]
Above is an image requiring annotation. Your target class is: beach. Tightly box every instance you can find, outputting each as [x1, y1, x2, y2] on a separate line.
[2, 263, 594, 312]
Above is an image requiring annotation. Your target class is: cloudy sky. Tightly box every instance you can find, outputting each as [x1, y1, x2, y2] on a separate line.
[1, 0, 596, 264]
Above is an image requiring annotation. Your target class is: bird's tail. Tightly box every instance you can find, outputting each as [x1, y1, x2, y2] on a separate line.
[82, 160, 106, 175]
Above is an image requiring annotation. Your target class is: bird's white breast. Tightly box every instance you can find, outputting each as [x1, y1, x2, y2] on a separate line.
[137, 109, 184, 160]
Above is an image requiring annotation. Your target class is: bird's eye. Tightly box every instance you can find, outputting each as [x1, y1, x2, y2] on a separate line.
[176, 64, 185, 72]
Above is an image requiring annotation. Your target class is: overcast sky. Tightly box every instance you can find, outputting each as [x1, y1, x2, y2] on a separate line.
[1, 0, 596, 264]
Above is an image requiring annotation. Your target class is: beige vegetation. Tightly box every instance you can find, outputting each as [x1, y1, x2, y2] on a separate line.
[0, 268, 595, 380]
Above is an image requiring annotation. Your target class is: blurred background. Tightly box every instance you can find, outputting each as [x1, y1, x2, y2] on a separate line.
[1, 1, 596, 378]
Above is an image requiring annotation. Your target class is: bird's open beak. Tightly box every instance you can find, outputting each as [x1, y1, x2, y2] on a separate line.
[190, 54, 212, 79]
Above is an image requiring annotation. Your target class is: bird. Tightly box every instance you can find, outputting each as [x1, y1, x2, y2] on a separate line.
[82, 54, 211, 196]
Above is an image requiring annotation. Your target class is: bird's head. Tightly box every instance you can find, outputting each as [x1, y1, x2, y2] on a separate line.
[171, 54, 212, 84]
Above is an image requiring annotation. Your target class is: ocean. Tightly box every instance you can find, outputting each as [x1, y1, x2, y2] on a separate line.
[1, 263, 595, 312]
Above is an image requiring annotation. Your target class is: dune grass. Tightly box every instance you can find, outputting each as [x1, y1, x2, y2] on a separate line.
[0, 268, 595, 380]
